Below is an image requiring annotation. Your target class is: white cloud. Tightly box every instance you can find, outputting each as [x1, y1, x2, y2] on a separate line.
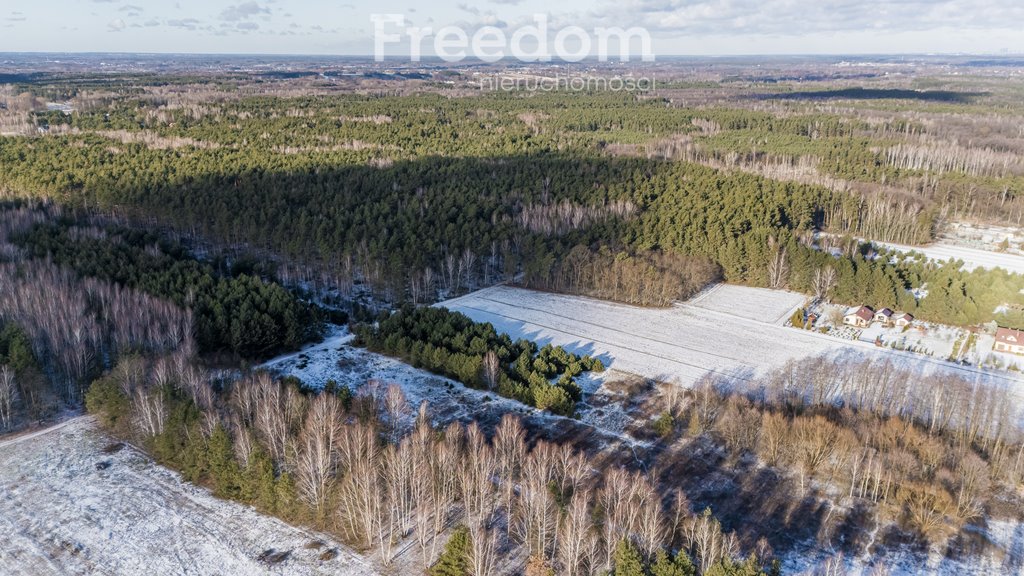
[455, 4, 508, 28]
[167, 18, 201, 30]
[220, 1, 270, 22]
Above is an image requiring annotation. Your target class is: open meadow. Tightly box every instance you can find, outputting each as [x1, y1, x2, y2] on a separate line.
[0, 418, 374, 576]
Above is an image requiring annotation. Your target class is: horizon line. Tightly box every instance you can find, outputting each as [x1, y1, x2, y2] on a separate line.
[2, 50, 1022, 60]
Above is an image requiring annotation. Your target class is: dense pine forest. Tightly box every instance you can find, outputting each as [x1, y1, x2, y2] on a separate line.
[3, 87, 1024, 328]
[355, 306, 604, 415]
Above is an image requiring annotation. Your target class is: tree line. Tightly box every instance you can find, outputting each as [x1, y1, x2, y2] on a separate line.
[521, 246, 720, 307]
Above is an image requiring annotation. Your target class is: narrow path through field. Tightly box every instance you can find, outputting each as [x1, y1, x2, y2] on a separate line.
[0, 414, 87, 449]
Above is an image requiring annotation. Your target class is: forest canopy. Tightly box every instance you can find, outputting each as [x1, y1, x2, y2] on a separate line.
[1, 89, 1023, 329]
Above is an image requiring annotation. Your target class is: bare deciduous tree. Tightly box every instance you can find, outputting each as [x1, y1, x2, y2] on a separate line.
[247, 375, 290, 464]
[482, 351, 501, 391]
[337, 421, 383, 552]
[688, 377, 722, 435]
[296, 393, 343, 516]
[0, 365, 17, 430]
[462, 423, 497, 531]
[458, 248, 477, 292]
[429, 423, 463, 559]
[766, 236, 789, 289]
[132, 387, 166, 438]
[682, 508, 736, 574]
[469, 522, 498, 576]
[494, 414, 525, 538]
[382, 383, 409, 443]
[599, 467, 631, 571]
[410, 403, 439, 569]
[557, 490, 594, 576]
[757, 411, 789, 467]
[516, 441, 558, 561]
[812, 266, 837, 301]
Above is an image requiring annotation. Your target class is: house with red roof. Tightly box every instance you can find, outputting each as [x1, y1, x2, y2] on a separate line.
[843, 306, 874, 328]
[994, 327, 1024, 356]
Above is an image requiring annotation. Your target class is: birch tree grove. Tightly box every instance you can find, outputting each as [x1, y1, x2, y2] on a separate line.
[0, 260, 193, 402]
[88, 346, 784, 575]
[0, 207, 201, 429]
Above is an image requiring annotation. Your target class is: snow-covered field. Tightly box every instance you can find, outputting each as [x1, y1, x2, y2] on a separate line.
[0, 417, 375, 576]
[443, 284, 811, 386]
[688, 283, 808, 323]
[876, 240, 1024, 275]
[443, 285, 1024, 410]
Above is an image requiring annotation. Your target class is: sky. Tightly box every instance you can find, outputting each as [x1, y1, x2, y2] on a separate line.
[1, 0, 1023, 57]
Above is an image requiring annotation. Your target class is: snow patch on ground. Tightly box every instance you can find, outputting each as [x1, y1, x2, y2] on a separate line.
[260, 326, 644, 452]
[0, 417, 375, 576]
[263, 327, 535, 424]
[876, 240, 1024, 275]
[782, 518, 1024, 575]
